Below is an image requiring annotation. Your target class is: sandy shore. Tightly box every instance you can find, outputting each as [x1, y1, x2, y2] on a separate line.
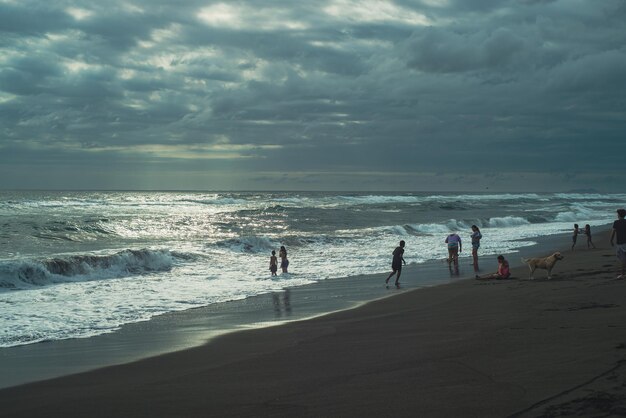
[1, 230, 625, 417]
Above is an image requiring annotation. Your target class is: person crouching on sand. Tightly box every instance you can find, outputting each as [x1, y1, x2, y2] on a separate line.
[475, 255, 510, 280]
[385, 240, 406, 287]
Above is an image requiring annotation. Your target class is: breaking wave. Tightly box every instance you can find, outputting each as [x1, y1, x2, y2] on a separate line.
[215, 236, 280, 253]
[0, 249, 187, 291]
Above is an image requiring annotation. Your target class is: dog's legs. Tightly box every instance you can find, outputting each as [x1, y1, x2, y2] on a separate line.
[529, 265, 535, 280]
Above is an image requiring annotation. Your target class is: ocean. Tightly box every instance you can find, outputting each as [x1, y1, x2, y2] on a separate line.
[1, 191, 623, 348]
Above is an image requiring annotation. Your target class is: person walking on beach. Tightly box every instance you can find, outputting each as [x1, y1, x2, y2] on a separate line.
[279, 245, 289, 273]
[385, 240, 406, 287]
[584, 224, 596, 249]
[269, 250, 278, 276]
[445, 232, 462, 267]
[571, 224, 580, 251]
[610, 209, 626, 279]
[475, 255, 510, 280]
[470, 225, 482, 272]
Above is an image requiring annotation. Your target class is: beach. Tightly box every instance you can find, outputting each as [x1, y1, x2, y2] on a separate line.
[1, 229, 625, 417]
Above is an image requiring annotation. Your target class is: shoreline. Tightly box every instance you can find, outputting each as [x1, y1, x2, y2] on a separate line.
[0, 227, 608, 390]
[1, 228, 625, 416]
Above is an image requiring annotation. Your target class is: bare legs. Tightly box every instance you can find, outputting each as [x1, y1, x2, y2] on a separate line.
[385, 269, 401, 287]
[447, 248, 459, 267]
[447, 248, 460, 276]
[472, 247, 479, 272]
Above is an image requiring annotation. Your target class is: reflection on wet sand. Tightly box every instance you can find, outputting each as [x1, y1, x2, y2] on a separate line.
[272, 289, 292, 318]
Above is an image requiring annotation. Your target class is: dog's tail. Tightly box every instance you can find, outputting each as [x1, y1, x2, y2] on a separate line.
[521, 257, 528, 264]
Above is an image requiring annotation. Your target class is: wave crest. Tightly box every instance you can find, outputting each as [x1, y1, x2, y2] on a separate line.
[215, 236, 279, 253]
[0, 249, 183, 291]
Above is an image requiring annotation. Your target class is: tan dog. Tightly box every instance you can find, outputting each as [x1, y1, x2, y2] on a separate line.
[521, 252, 564, 279]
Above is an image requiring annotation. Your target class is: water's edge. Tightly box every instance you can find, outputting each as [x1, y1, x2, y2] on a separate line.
[0, 227, 609, 389]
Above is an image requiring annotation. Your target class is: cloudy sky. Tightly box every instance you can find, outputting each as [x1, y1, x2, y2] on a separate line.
[1, 0, 624, 191]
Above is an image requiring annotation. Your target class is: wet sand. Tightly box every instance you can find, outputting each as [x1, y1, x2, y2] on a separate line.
[1, 230, 625, 417]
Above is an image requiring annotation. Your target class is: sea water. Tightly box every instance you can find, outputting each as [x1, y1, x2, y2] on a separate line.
[0, 191, 622, 347]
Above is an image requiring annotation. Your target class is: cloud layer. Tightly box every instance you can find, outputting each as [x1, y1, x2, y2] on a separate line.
[1, 0, 624, 190]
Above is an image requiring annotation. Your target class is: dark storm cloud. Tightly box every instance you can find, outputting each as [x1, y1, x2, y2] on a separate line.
[0, 0, 624, 190]
[0, 2, 72, 35]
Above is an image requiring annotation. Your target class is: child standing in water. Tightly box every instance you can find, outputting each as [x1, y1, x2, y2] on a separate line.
[269, 250, 278, 276]
[584, 224, 596, 249]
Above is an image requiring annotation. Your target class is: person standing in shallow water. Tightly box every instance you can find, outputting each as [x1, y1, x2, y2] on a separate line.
[445, 232, 462, 267]
[269, 250, 278, 276]
[385, 240, 406, 287]
[279, 246, 289, 274]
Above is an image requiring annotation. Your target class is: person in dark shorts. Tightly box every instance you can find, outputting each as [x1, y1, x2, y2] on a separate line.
[385, 240, 406, 287]
[610, 209, 626, 279]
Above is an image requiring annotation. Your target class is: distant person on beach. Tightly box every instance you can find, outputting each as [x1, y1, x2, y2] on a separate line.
[470, 225, 482, 271]
[610, 209, 626, 279]
[385, 240, 406, 287]
[279, 246, 289, 273]
[584, 224, 596, 249]
[445, 232, 462, 266]
[571, 224, 580, 251]
[475, 255, 510, 280]
[269, 250, 278, 276]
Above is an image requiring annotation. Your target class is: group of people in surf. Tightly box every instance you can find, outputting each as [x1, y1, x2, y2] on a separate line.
[269, 246, 289, 276]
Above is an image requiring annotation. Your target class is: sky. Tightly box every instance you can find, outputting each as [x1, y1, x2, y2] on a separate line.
[0, 0, 624, 192]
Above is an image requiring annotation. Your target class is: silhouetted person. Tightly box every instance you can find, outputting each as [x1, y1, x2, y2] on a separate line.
[571, 224, 580, 251]
[584, 224, 596, 249]
[385, 240, 406, 287]
[269, 250, 278, 276]
[610, 209, 626, 279]
[279, 245, 289, 273]
[470, 225, 482, 272]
